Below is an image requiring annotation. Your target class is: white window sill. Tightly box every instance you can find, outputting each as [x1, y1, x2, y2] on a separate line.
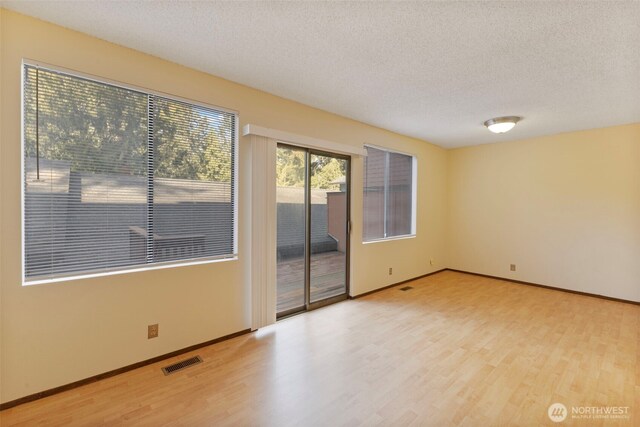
[362, 234, 416, 245]
[23, 255, 239, 286]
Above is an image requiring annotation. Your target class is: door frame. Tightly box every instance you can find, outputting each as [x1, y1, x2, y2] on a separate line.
[276, 143, 351, 318]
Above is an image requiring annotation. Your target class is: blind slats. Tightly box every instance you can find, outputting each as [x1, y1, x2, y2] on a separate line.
[363, 146, 414, 242]
[23, 65, 237, 282]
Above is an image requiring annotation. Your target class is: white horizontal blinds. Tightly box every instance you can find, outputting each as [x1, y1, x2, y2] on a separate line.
[363, 146, 386, 240]
[386, 152, 413, 237]
[152, 96, 235, 262]
[24, 66, 148, 279]
[363, 146, 414, 241]
[23, 64, 237, 282]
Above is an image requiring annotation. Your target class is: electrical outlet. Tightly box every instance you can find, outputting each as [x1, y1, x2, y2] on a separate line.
[510, 264, 516, 272]
[148, 324, 159, 339]
[430, 259, 434, 266]
[388, 267, 393, 275]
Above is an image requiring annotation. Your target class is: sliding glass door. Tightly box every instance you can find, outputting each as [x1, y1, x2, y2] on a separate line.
[309, 153, 349, 304]
[276, 145, 350, 317]
[276, 146, 307, 314]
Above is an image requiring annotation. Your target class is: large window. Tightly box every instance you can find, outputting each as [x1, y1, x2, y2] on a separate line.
[23, 63, 237, 283]
[363, 145, 416, 242]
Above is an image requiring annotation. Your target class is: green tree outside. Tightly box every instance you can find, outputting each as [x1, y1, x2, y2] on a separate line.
[276, 147, 346, 190]
[24, 67, 233, 183]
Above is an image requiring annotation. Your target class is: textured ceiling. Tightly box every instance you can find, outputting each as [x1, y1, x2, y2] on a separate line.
[3, 1, 640, 148]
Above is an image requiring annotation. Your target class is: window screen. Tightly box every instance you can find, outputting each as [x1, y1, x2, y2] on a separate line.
[23, 64, 236, 282]
[363, 146, 415, 241]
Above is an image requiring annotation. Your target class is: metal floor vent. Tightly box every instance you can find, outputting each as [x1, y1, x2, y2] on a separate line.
[162, 355, 202, 375]
[399, 286, 414, 291]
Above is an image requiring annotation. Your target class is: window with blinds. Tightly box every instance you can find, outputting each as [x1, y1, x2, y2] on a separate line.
[363, 145, 416, 242]
[23, 64, 237, 283]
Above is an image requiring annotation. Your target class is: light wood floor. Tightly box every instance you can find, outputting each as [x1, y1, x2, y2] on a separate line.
[1, 271, 638, 426]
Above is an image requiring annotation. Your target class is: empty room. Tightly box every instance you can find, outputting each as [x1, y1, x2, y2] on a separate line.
[0, 1, 638, 425]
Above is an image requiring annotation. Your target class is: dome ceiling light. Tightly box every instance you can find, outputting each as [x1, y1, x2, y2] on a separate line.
[484, 116, 521, 134]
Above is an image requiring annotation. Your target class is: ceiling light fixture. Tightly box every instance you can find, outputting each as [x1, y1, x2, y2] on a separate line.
[484, 116, 521, 134]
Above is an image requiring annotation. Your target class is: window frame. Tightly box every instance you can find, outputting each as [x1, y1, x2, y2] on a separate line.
[362, 144, 417, 244]
[21, 59, 239, 286]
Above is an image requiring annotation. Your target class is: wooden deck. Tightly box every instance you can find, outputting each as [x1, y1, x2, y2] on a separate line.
[277, 251, 346, 312]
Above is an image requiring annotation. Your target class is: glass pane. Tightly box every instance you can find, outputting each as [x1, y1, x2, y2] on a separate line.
[152, 96, 235, 262]
[386, 152, 413, 237]
[363, 146, 386, 241]
[23, 65, 237, 282]
[310, 153, 348, 303]
[23, 66, 148, 279]
[276, 146, 307, 313]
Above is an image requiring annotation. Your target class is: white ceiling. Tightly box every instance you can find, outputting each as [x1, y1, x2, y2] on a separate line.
[3, 1, 640, 148]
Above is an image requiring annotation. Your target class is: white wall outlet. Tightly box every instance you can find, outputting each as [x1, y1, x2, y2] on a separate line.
[388, 267, 393, 275]
[510, 264, 516, 272]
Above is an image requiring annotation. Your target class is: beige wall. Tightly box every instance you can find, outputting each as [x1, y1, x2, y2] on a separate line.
[447, 124, 640, 302]
[0, 7, 5, 402]
[0, 10, 448, 403]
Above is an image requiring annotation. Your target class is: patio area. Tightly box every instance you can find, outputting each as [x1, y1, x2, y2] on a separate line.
[277, 250, 347, 313]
